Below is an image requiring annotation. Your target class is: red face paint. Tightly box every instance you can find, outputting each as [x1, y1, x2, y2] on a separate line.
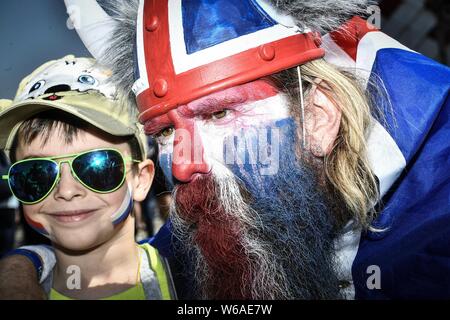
[145, 80, 281, 183]
[175, 175, 253, 299]
[24, 214, 49, 236]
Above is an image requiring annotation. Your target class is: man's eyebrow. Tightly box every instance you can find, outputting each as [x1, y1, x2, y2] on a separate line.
[144, 117, 173, 134]
[179, 96, 247, 116]
[144, 96, 248, 130]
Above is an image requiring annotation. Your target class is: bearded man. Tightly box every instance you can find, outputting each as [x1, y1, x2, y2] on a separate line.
[1, 0, 449, 300]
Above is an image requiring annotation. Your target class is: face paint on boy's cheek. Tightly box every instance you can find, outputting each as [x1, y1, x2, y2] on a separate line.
[21, 183, 135, 237]
[24, 214, 50, 238]
[110, 182, 134, 226]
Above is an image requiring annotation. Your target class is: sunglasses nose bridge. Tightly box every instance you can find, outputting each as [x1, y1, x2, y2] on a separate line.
[53, 160, 88, 199]
[47, 160, 73, 189]
[56, 160, 76, 180]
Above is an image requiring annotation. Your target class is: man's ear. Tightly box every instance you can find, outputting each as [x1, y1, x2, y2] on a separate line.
[305, 83, 342, 157]
[132, 159, 154, 202]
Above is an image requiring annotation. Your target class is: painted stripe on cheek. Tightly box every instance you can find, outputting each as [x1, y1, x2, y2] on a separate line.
[24, 214, 50, 237]
[111, 183, 134, 225]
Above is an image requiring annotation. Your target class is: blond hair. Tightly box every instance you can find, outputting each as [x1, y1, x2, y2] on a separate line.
[271, 58, 380, 228]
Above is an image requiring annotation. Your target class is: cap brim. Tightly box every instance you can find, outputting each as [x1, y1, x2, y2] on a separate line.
[0, 99, 136, 153]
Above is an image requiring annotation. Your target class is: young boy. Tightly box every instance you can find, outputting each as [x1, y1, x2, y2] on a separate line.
[0, 55, 175, 300]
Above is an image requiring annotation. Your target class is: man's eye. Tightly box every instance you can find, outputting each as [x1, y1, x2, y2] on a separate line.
[212, 110, 229, 119]
[157, 127, 174, 137]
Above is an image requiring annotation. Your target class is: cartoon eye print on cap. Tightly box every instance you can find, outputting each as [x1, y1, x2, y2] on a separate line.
[16, 58, 114, 101]
[28, 80, 46, 94]
[78, 74, 97, 85]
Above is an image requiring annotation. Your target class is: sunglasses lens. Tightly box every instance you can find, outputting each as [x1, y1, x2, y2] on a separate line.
[72, 150, 125, 192]
[9, 160, 58, 203]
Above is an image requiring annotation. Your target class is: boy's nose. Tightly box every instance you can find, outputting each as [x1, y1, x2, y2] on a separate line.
[53, 163, 86, 201]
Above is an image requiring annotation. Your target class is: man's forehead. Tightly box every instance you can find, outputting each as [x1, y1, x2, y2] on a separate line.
[146, 79, 279, 124]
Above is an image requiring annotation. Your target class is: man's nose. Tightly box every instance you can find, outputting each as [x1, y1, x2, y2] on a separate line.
[53, 163, 86, 201]
[171, 121, 211, 183]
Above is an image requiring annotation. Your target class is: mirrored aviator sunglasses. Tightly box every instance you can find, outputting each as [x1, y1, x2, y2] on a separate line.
[2, 148, 140, 205]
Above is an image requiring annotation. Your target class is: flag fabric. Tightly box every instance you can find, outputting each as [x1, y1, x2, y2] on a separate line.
[326, 17, 450, 299]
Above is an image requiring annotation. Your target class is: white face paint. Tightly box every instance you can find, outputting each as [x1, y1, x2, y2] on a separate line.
[110, 181, 134, 225]
[198, 93, 290, 167]
[154, 88, 292, 180]
[15, 56, 116, 101]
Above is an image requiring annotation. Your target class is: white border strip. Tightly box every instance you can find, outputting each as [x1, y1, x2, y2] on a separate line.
[132, 0, 150, 96]
[356, 31, 415, 88]
[168, 0, 300, 74]
[367, 120, 406, 198]
[322, 33, 357, 71]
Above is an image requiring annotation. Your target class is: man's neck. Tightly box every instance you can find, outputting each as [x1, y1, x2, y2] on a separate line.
[52, 219, 139, 299]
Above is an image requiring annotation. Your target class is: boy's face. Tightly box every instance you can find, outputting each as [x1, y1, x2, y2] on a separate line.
[15, 127, 137, 251]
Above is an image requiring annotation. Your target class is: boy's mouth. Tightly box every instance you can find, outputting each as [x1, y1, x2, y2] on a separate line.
[47, 209, 98, 223]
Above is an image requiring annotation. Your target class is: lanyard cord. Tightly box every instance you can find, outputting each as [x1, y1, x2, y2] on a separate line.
[297, 65, 307, 150]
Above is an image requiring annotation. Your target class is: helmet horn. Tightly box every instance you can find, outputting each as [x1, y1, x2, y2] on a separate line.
[64, 0, 117, 60]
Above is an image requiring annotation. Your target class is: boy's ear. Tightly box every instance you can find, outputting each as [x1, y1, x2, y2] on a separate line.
[305, 83, 342, 157]
[132, 159, 154, 202]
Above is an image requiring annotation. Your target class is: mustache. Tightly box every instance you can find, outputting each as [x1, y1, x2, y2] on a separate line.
[172, 173, 257, 299]
[173, 172, 253, 227]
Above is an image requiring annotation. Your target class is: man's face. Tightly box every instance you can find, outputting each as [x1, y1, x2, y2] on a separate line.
[146, 79, 290, 183]
[146, 79, 341, 299]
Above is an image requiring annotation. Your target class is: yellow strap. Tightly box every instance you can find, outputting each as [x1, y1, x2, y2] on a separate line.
[143, 243, 171, 300]
[49, 288, 72, 300]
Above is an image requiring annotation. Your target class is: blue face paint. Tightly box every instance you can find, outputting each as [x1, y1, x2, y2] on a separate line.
[111, 183, 134, 226]
[158, 152, 175, 190]
[157, 117, 297, 190]
[224, 117, 343, 299]
[223, 117, 299, 192]
[24, 214, 50, 238]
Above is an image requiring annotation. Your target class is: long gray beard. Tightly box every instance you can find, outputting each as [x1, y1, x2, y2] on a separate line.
[170, 161, 343, 300]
